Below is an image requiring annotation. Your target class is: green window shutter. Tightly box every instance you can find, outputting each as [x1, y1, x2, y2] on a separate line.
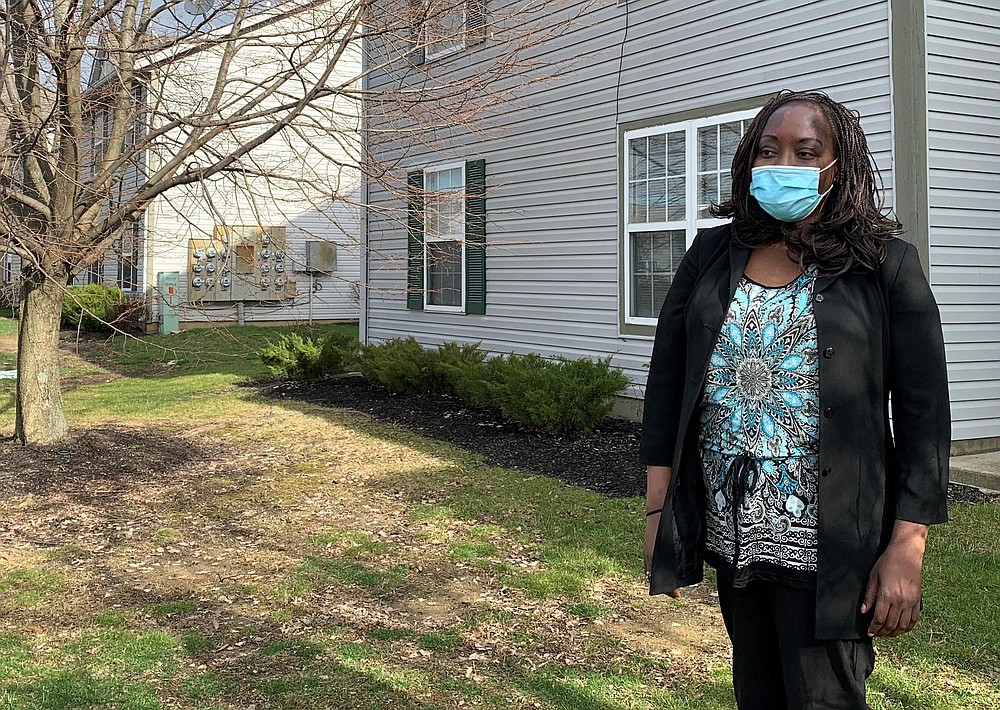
[465, 159, 486, 315]
[467, 0, 487, 46]
[407, 170, 425, 310]
[409, 0, 425, 65]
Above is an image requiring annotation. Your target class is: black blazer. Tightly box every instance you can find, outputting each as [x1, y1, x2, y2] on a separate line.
[639, 224, 951, 640]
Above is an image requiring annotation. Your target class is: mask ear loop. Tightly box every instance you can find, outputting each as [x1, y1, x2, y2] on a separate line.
[819, 158, 839, 196]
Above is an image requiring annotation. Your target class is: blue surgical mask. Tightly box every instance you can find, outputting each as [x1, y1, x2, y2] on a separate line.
[749, 159, 838, 222]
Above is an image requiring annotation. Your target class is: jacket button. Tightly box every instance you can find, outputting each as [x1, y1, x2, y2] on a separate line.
[824, 407, 834, 418]
[821, 467, 832, 477]
[823, 347, 835, 359]
[815, 293, 825, 303]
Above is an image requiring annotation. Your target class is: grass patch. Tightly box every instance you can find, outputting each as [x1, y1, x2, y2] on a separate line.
[93, 610, 132, 629]
[0, 309, 17, 336]
[417, 630, 460, 651]
[0, 568, 62, 609]
[180, 631, 213, 656]
[180, 671, 228, 701]
[292, 558, 409, 595]
[336, 643, 374, 661]
[310, 531, 391, 557]
[567, 602, 612, 619]
[147, 600, 197, 618]
[0, 629, 180, 710]
[447, 540, 497, 562]
[508, 569, 589, 600]
[1, 314, 996, 709]
[104, 323, 358, 379]
[367, 627, 413, 643]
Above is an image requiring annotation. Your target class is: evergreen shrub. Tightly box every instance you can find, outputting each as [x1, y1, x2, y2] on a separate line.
[61, 284, 128, 332]
[320, 329, 362, 375]
[260, 330, 360, 380]
[483, 353, 630, 435]
[431, 341, 488, 398]
[356, 337, 435, 394]
[357, 338, 489, 396]
[260, 333, 324, 380]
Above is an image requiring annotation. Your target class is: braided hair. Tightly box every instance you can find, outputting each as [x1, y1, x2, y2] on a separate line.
[712, 90, 901, 274]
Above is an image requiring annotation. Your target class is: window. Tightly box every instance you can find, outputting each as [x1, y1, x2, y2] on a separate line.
[424, 164, 465, 308]
[407, 159, 486, 314]
[117, 219, 142, 292]
[622, 108, 757, 327]
[426, 1, 465, 60]
[87, 258, 104, 285]
[411, 0, 486, 63]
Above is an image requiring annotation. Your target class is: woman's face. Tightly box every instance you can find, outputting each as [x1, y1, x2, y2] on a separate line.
[753, 102, 839, 196]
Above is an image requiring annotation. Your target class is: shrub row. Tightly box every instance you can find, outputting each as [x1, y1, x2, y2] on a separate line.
[260, 334, 630, 435]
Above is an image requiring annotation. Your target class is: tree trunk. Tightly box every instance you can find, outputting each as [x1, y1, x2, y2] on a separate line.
[15, 266, 68, 444]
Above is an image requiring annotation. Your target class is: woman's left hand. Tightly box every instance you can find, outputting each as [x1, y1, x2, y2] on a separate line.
[861, 521, 929, 637]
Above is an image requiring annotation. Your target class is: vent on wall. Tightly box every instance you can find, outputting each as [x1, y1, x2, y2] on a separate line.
[303, 240, 337, 274]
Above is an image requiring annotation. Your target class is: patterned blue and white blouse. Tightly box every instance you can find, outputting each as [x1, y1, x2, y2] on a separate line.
[698, 267, 821, 587]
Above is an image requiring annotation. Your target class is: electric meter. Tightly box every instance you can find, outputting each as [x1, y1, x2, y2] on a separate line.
[192, 277, 204, 288]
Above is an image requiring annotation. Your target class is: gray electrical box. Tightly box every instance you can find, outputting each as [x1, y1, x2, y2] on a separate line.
[304, 240, 337, 273]
[157, 271, 181, 334]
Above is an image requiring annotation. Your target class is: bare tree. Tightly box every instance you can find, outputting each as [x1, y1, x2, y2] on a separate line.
[0, 0, 560, 444]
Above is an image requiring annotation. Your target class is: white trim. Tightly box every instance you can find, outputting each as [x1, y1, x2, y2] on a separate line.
[621, 108, 758, 327]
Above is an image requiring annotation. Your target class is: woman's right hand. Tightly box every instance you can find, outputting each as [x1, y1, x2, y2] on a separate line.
[644, 465, 681, 598]
[644, 510, 682, 599]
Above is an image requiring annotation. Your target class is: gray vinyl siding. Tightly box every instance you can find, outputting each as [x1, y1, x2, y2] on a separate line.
[366, 1, 895, 401]
[926, 0, 1000, 441]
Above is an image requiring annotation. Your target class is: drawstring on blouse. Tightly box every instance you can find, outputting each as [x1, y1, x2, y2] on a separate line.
[726, 452, 759, 566]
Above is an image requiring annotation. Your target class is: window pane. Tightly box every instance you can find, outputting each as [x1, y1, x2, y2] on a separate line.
[698, 173, 718, 218]
[426, 2, 465, 57]
[648, 178, 666, 223]
[426, 167, 464, 238]
[440, 166, 463, 189]
[667, 176, 685, 221]
[630, 230, 685, 318]
[667, 131, 685, 176]
[629, 138, 647, 181]
[629, 181, 647, 223]
[721, 172, 733, 204]
[633, 275, 652, 320]
[720, 121, 742, 165]
[698, 126, 718, 171]
[427, 240, 463, 307]
[648, 134, 666, 179]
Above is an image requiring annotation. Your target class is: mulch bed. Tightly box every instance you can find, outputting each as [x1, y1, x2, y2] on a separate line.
[261, 376, 998, 505]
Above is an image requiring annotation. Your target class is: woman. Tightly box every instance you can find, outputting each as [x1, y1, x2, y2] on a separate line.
[639, 90, 950, 710]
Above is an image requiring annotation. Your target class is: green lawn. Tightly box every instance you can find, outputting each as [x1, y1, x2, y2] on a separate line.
[0, 316, 996, 709]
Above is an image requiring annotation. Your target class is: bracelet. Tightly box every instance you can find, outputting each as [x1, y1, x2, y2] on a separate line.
[645, 509, 662, 517]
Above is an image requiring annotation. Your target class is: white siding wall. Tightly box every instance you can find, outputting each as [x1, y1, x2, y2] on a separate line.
[143, 8, 362, 326]
[367, 0, 895, 396]
[926, 0, 1000, 440]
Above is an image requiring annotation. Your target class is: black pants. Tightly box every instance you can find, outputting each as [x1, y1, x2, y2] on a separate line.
[717, 580, 875, 710]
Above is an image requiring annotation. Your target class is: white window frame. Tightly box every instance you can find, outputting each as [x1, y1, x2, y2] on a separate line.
[424, 1, 466, 61]
[423, 161, 466, 312]
[622, 108, 759, 327]
[117, 219, 142, 293]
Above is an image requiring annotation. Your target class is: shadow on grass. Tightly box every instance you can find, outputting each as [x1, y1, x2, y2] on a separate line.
[254, 398, 713, 606]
